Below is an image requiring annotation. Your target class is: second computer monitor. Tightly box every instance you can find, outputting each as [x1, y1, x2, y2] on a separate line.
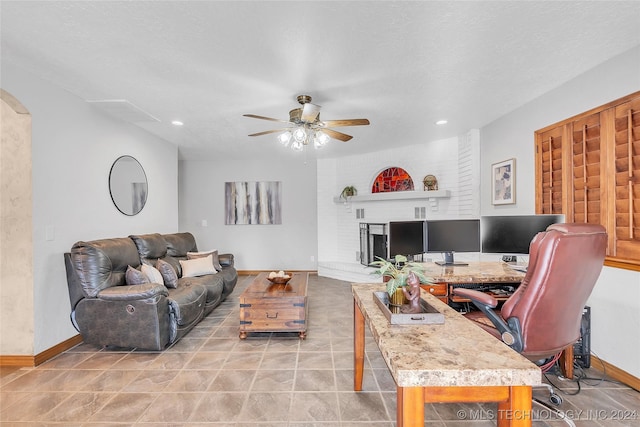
[480, 214, 565, 256]
[425, 219, 481, 265]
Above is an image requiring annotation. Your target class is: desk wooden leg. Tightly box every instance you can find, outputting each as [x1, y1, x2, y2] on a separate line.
[354, 299, 365, 391]
[397, 386, 424, 427]
[559, 345, 574, 379]
[497, 386, 532, 427]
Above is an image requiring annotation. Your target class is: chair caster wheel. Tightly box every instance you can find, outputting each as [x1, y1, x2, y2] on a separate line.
[549, 393, 563, 406]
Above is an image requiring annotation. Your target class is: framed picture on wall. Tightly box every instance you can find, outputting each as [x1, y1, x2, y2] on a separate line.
[492, 158, 515, 205]
[224, 181, 282, 225]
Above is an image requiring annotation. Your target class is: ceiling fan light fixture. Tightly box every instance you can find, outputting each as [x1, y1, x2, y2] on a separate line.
[244, 94, 370, 152]
[291, 140, 304, 151]
[314, 131, 330, 148]
[293, 127, 307, 143]
[278, 131, 292, 146]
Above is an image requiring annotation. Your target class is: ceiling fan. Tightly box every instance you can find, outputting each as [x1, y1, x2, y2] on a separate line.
[243, 95, 370, 150]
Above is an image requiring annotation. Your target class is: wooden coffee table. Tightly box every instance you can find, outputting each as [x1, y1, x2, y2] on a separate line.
[239, 272, 308, 339]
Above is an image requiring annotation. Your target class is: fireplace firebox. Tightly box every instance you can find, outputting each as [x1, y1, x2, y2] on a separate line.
[359, 223, 388, 265]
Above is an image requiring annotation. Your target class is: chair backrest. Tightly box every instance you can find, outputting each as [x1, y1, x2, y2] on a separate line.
[500, 223, 607, 360]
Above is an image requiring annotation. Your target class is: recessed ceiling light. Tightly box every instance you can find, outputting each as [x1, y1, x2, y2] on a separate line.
[171, 120, 184, 126]
[435, 119, 448, 125]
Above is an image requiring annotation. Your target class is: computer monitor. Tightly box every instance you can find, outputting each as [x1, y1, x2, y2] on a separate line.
[481, 214, 565, 257]
[389, 221, 425, 259]
[425, 219, 480, 266]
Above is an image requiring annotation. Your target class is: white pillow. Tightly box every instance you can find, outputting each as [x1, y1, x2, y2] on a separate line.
[141, 263, 164, 284]
[187, 250, 222, 271]
[180, 255, 217, 277]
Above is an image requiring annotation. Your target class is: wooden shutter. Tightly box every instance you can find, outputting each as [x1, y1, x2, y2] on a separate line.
[535, 91, 640, 270]
[612, 97, 640, 259]
[570, 113, 602, 224]
[535, 126, 564, 214]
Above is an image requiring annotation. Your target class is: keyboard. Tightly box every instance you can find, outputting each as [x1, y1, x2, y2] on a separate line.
[451, 283, 517, 293]
[509, 265, 528, 273]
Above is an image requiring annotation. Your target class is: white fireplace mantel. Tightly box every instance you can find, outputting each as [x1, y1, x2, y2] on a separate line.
[332, 189, 450, 204]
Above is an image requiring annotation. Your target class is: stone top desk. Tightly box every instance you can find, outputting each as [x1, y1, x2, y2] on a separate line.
[419, 261, 526, 284]
[352, 283, 541, 427]
[414, 261, 526, 305]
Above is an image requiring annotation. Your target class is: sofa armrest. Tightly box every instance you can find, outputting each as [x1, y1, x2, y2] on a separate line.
[97, 283, 168, 301]
[219, 253, 234, 267]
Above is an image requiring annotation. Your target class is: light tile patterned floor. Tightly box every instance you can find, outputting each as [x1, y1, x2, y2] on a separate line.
[1, 274, 638, 426]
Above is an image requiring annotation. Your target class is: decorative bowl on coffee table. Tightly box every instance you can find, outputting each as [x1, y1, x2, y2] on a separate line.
[267, 274, 292, 285]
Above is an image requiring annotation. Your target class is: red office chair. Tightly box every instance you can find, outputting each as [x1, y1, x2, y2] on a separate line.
[454, 223, 607, 406]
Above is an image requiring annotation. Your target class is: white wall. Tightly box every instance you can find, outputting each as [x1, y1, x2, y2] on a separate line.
[1, 63, 179, 355]
[178, 156, 318, 271]
[480, 46, 640, 378]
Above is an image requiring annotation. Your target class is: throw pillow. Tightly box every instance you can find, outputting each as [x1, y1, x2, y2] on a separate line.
[125, 265, 150, 286]
[156, 259, 178, 288]
[187, 250, 223, 271]
[180, 255, 217, 277]
[141, 263, 164, 285]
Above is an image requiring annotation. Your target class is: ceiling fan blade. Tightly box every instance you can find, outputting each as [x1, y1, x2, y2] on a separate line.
[248, 128, 291, 137]
[322, 118, 370, 127]
[243, 114, 290, 124]
[322, 128, 353, 142]
[301, 103, 321, 122]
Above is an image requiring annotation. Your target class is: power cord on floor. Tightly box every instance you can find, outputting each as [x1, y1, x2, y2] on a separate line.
[543, 350, 625, 398]
[573, 351, 626, 387]
[544, 368, 582, 396]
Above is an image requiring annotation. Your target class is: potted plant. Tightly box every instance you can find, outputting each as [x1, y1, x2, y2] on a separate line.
[340, 185, 357, 200]
[369, 255, 432, 306]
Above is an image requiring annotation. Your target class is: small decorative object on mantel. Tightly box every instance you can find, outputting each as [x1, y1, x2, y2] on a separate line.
[340, 185, 357, 200]
[423, 174, 438, 191]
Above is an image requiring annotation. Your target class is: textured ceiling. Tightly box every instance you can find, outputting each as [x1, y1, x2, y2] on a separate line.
[2, 1, 640, 160]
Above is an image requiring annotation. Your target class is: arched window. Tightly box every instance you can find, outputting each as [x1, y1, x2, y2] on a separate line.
[372, 167, 414, 193]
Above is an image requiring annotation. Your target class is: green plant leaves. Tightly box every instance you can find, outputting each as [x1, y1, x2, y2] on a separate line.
[369, 256, 433, 295]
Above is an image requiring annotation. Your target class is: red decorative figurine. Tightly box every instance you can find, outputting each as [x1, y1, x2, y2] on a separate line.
[401, 271, 422, 314]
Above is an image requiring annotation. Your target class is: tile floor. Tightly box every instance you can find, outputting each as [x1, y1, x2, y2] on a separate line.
[1, 274, 638, 426]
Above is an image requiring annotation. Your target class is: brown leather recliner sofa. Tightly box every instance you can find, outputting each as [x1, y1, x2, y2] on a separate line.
[64, 232, 238, 350]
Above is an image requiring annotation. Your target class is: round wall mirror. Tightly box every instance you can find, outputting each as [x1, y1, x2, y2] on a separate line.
[108, 155, 148, 216]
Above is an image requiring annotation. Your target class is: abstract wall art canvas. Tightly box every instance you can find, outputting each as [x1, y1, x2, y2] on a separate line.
[225, 181, 282, 225]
